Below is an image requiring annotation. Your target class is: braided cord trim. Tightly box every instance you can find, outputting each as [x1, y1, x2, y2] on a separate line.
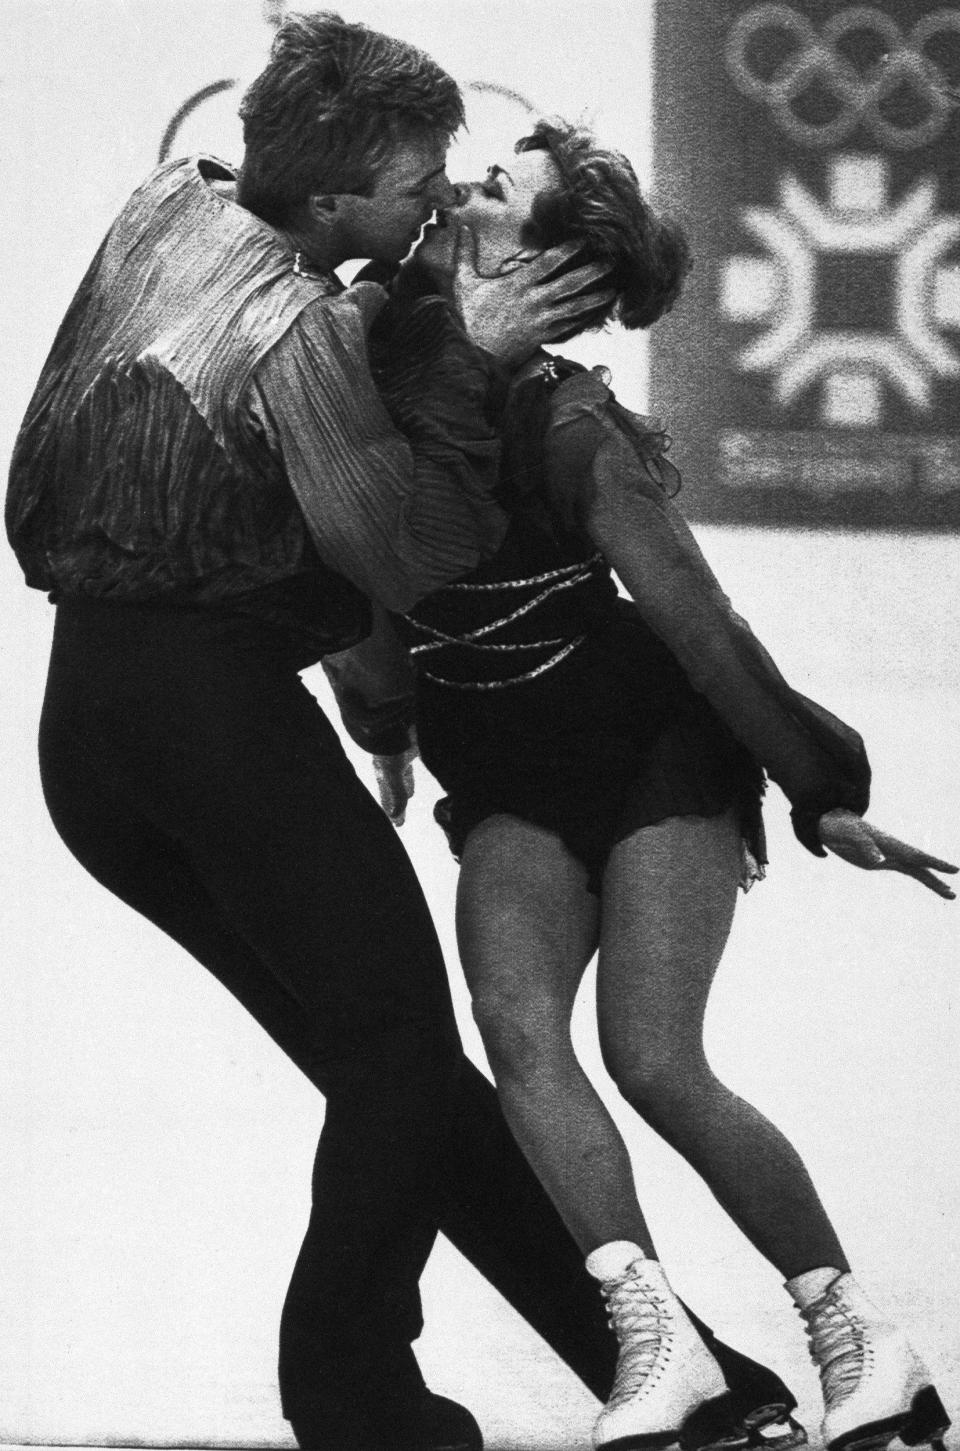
[422, 634, 587, 691]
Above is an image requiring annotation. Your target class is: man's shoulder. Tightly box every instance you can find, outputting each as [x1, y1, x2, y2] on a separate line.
[270, 280, 388, 370]
[118, 153, 237, 222]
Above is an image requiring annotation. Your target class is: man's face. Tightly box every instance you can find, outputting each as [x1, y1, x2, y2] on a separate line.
[335, 133, 455, 264]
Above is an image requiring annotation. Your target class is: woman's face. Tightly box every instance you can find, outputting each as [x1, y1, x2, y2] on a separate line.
[417, 146, 562, 278]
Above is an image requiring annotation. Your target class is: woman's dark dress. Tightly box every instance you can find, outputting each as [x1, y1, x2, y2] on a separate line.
[356, 292, 871, 895]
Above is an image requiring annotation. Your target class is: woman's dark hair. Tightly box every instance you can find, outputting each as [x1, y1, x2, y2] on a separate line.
[516, 120, 692, 340]
[237, 11, 464, 226]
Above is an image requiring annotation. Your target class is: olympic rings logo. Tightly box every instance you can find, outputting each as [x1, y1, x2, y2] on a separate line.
[726, 5, 960, 149]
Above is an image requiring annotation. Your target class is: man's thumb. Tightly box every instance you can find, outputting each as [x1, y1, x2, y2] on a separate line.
[454, 222, 479, 278]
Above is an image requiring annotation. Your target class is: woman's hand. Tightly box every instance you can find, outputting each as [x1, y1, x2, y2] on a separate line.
[451, 225, 614, 365]
[373, 745, 418, 827]
[818, 807, 957, 899]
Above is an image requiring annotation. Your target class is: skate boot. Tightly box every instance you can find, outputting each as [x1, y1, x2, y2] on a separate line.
[786, 1270, 950, 1451]
[587, 1242, 729, 1449]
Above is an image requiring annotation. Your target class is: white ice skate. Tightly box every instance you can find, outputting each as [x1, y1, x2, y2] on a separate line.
[788, 1271, 950, 1451]
[587, 1242, 729, 1450]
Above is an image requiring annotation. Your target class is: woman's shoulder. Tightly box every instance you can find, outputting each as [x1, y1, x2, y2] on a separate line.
[530, 359, 682, 523]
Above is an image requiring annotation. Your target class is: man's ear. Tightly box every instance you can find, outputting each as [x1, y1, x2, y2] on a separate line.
[308, 194, 339, 221]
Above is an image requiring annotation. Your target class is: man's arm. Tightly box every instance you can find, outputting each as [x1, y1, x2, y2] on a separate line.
[249, 281, 508, 613]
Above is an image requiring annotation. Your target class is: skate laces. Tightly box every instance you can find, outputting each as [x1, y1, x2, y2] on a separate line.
[602, 1269, 671, 1407]
[802, 1293, 866, 1409]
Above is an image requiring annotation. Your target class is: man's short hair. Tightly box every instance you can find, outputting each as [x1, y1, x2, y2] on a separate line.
[238, 11, 464, 225]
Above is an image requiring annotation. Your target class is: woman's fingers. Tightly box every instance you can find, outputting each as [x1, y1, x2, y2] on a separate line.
[896, 865, 957, 900]
[869, 832, 957, 898]
[820, 811, 957, 898]
[372, 751, 416, 827]
[881, 858, 957, 899]
[871, 830, 958, 874]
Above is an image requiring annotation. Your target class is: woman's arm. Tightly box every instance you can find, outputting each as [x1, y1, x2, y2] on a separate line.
[321, 603, 415, 758]
[546, 385, 954, 892]
[579, 419, 871, 848]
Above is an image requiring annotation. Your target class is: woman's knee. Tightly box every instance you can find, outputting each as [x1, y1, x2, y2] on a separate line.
[471, 982, 572, 1084]
[600, 1036, 714, 1130]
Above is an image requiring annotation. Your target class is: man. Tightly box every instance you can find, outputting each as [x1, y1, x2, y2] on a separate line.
[6, 12, 803, 1450]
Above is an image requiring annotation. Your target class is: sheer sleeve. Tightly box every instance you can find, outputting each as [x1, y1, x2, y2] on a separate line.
[248, 281, 507, 613]
[321, 602, 415, 756]
[544, 371, 871, 855]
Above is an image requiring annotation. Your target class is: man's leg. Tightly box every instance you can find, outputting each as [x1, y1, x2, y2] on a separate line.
[38, 606, 470, 1446]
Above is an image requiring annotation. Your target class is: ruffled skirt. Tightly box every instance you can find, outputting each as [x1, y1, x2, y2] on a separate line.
[416, 598, 766, 896]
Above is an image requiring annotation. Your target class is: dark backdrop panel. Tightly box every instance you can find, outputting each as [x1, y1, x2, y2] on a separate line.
[652, 2, 960, 529]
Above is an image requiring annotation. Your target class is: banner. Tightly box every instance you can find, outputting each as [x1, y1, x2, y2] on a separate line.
[652, 3, 960, 528]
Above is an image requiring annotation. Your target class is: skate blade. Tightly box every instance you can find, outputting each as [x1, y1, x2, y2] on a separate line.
[751, 1416, 808, 1450]
[596, 1431, 681, 1451]
[682, 1391, 803, 1451]
[828, 1385, 951, 1451]
[682, 1418, 807, 1451]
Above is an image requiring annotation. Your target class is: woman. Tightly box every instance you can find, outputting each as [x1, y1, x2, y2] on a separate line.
[326, 120, 957, 1451]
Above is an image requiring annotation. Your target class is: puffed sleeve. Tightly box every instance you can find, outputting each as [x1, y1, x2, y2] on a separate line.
[543, 370, 871, 855]
[247, 281, 507, 613]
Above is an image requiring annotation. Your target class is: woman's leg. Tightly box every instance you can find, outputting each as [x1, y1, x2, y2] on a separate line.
[457, 814, 812, 1448]
[596, 808, 848, 1280]
[598, 810, 953, 1451]
[456, 813, 658, 1256]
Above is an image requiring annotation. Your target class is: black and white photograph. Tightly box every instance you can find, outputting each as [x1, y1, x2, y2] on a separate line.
[2, 3, 958, 1449]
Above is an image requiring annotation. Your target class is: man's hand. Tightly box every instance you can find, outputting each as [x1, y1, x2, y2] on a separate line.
[819, 807, 957, 899]
[452, 226, 615, 365]
[373, 745, 418, 826]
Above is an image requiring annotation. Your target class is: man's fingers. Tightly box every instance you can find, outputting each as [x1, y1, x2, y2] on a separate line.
[536, 260, 615, 301]
[452, 222, 479, 276]
[540, 291, 617, 337]
[523, 240, 586, 281]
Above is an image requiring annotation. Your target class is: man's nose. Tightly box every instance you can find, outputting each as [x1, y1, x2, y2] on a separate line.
[431, 175, 458, 209]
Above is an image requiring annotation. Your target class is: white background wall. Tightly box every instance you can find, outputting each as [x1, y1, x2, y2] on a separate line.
[1, 3, 957, 1448]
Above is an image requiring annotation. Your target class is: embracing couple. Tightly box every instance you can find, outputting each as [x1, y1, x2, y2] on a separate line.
[7, 11, 953, 1451]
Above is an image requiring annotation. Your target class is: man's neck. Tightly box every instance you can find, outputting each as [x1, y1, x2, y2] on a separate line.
[228, 173, 346, 274]
[277, 224, 344, 276]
